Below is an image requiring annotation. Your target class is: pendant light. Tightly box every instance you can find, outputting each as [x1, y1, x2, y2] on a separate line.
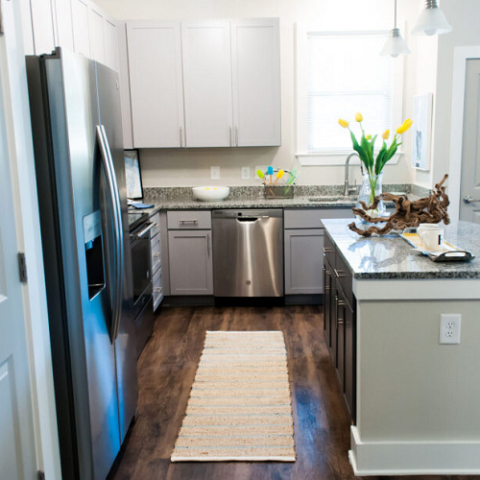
[412, 0, 452, 36]
[381, 0, 411, 57]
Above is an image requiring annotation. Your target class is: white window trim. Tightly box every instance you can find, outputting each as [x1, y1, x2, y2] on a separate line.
[295, 24, 406, 166]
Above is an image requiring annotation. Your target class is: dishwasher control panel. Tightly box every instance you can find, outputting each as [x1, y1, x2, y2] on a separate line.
[212, 209, 283, 218]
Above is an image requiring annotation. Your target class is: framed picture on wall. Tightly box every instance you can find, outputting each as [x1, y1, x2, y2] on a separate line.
[124, 149, 144, 199]
[411, 93, 433, 171]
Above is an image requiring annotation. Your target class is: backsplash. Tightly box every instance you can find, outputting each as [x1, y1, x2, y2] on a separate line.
[143, 184, 413, 201]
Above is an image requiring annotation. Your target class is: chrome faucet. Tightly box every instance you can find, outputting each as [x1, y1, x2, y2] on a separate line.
[344, 152, 360, 197]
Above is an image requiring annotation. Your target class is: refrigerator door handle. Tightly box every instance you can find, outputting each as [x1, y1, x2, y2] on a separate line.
[96, 125, 124, 341]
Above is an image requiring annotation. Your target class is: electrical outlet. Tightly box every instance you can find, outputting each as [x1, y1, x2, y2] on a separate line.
[210, 166, 220, 180]
[241, 166, 250, 180]
[439, 314, 461, 344]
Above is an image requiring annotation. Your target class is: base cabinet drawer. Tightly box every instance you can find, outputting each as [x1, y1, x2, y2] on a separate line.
[168, 230, 213, 295]
[152, 267, 164, 311]
[284, 229, 324, 295]
[167, 210, 212, 229]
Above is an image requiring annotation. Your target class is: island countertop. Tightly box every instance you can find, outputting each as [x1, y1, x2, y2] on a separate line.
[322, 218, 480, 280]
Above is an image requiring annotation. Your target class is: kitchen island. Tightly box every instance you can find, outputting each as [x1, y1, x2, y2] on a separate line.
[322, 218, 480, 476]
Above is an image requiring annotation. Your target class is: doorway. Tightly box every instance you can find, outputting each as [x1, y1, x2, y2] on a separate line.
[460, 59, 480, 223]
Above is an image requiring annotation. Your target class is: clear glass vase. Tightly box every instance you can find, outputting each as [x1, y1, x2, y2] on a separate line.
[356, 172, 386, 220]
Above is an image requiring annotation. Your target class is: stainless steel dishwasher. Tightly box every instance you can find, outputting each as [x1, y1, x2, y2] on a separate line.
[212, 209, 283, 297]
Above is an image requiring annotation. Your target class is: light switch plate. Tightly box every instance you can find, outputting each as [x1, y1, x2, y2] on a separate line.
[210, 166, 220, 180]
[439, 314, 461, 344]
[241, 167, 250, 180]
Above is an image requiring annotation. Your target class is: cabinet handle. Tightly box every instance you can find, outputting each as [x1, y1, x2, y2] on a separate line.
[334, 268, 346, 278]
[235, 126, 239, 147]
[325, 285, 331, 291]
[154, 287, 163, 294]
[207, 234, 211, 257]
[153, 253, 161, 257]
[179, 220, 198, 224]
[323, 247, 333, 254]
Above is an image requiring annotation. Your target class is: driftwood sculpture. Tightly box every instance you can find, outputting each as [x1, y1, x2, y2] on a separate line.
[349, 174, 450, 237]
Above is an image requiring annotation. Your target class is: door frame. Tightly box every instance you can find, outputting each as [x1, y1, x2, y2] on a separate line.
[1, 0, 62, 478]
[448, 45, 480, 224]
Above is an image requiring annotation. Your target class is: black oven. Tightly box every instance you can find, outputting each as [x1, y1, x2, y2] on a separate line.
[128, 213, 154, 319]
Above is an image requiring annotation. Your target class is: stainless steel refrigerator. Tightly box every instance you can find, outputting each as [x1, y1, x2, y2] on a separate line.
[26, 48, 138, 480]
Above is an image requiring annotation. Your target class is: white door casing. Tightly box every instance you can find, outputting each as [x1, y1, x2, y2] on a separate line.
[448, 46, 480, 224]
[1, 0, 62, 478]
[0, 3, 37, 479]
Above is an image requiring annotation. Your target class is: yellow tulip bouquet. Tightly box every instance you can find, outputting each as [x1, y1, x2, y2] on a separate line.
[338, 113, 413, 212]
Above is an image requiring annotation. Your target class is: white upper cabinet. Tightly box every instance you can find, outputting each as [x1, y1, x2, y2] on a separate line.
[88, 3, 106, 64]
[127, 21, 185, 148]
[72, 0, 91, 57]
[117, 23, 133, 149]
[104, 18, 119, 71]
[182, 21, 233, 148]
[29, 0, 56, 54]
[54, 0, 75, 51]
[231, 19, 281, 147]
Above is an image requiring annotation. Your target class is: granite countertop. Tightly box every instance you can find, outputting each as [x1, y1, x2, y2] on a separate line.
[322, 219, 480, 280]
[136, 195, 364, 215]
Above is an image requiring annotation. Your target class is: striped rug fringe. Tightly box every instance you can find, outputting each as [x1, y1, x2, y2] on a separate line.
[171, 331, 296, 462]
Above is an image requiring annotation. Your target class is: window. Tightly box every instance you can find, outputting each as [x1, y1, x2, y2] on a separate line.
[296, 28, 404, 165]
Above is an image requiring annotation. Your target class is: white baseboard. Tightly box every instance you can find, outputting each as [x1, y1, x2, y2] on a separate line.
[350, 426, 480, 476]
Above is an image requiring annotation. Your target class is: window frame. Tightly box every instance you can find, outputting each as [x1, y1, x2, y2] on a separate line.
[295, 25, 405, 166]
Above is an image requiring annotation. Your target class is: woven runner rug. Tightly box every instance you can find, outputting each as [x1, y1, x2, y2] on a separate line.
[171, 331, 296, 462]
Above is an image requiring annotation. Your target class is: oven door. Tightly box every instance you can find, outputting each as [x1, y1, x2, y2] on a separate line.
[130, 222, 153, 309]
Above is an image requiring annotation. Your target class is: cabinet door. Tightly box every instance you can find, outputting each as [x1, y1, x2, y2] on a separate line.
[104, 17, 119, 71]
[88, 3, 106, 64]
[54, 0, 74, 51]
[344, 298, 356, 422]
[231, 18, 281, 146]
[127, 21, 185, 148]
[30, 0, 56, 54]
[182, 21, 233, 147]
[323, 259, 333, 349]
[284, 229, 324, 295]
[168, 230, 213, 296]
[117, 22, 134, 149]
[335, 287, 345, 390]
[72, 0, 91, 57]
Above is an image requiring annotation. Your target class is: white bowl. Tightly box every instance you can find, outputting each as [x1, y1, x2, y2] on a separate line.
[192, 186, 230, 202]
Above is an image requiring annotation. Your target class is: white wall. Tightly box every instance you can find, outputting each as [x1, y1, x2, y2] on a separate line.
[95, 0, 424, 187]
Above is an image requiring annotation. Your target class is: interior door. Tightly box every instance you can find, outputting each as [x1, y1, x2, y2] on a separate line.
[460, 59, 480, 223]
[0, 4, 37, 476]
[182, 21, 233, 147]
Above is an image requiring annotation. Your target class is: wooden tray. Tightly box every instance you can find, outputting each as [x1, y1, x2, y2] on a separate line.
[401, 227, 475, 262]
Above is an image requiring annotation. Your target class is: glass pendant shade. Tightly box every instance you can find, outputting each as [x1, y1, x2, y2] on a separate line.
[412, 1, 452, 36]
[380, 28, 411, 57]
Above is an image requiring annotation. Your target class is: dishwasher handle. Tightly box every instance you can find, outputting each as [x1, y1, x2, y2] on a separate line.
[236, 215, 269, 222]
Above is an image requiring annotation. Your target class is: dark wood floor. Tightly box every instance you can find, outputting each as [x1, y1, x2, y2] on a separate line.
[108, 306, 471, 480]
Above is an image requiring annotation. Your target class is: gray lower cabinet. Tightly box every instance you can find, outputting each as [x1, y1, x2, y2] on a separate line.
[168, 230, 213, 295]
[284, 229, 324, 294]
